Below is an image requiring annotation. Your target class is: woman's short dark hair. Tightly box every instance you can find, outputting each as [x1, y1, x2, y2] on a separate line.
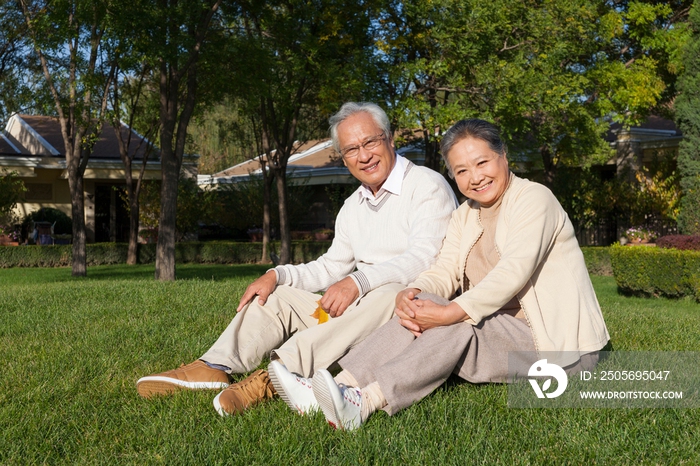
[440, 119, 507, 178]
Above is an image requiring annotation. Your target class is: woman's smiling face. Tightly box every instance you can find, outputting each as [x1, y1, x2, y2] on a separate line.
[447, 136, 510, 207]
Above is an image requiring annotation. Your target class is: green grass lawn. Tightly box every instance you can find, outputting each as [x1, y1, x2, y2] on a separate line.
[1, 266, 698, 464]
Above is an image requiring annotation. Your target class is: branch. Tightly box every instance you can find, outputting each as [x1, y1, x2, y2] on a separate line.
[666, 6, 691, 29]
[137, 127, 158, 193]
[18, 0, 64, 122]
[499, 40, 528, 53]
[171, 0, 222, 83]
[173, 58, 199, 165]
[498, 25, 529, 53]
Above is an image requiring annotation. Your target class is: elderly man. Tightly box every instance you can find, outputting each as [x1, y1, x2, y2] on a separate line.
[136, 102, 457, 416]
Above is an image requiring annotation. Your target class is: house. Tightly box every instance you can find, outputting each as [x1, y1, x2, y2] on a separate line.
[609, 115, 683, 175]
[200, 117, 684, 245]
[570, 116, 684, 245]
[0, 113, 198, 243]
[197, 137, 428, 230]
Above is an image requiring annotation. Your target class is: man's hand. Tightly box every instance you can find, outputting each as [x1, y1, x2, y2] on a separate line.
[395, 296, 469, 337]
[237, 270, 278, 312]
[319, 276, 360, 318]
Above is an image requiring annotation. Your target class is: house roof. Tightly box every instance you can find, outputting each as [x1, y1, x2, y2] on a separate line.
[606, 115, 682, 142]
[212, 139, 342, 178]
[198, 134, 431, 189]
[0, 132, 22, 154]
[199, 139, 357, 187]
[1, 114, 157, 160]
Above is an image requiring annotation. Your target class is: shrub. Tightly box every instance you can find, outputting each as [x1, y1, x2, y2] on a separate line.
[2, 242, 614, 277]
[580, 247, 612, 276]
[0, 244, 72, 267]
[610, 244, 700, 301]
[0, 241, 333, 268]
[675, 4, 700, 234]
[137, 178, 215, 241]
[0, 170, 25, 225]
[0, 224, 21, 242]
[22, 207, 73, 236]
[86, 243, 129, 265]
[656, 235, 700, 251]
[624, 226, 658, 243]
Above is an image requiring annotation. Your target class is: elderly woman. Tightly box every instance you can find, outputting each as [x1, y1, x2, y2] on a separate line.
[270, 119, 610, 430]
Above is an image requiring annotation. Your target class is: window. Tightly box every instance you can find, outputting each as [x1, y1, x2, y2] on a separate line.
[24, 183, 53, 201]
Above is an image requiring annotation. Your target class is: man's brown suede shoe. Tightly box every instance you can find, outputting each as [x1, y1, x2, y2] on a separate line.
[213, 370, 277, 416]
[137, 360, 230, 398]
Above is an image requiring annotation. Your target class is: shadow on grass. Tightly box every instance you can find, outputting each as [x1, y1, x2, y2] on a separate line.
[87, 263, 271, 282]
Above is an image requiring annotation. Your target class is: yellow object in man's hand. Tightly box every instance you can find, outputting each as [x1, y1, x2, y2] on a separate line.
[311, 301, 329, 324]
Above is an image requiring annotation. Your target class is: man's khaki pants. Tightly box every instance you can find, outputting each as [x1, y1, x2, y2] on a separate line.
[200, 283, 405, 377]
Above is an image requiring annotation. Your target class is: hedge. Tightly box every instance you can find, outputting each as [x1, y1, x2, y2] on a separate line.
[610, 244, 700, 301]
[580, 247, 612, 276]
[1, 242, 613, 277]
[0, 241, 332, 268]
[656, 235, 700, 251]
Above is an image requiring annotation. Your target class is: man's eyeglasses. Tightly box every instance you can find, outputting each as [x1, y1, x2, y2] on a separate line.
[340, 134, 387, 159]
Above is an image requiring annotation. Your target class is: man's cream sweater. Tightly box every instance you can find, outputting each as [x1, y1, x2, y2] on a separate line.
[275, 157, 457, 296]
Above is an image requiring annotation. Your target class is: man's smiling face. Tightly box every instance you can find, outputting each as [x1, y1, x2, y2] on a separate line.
[337, 112, 396, 195]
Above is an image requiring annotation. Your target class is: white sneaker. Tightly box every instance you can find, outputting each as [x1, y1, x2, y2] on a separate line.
[312, 369, 362, 431]
[268, 360, 319, 415]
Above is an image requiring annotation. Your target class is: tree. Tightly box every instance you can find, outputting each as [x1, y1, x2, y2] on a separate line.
[224, 0, 375, 264]
[375, 0, 464, 173]
[0, 170, 25, 229]
[137, 175, 214, 242]
[477, 0, 684, 183]
[380, 0, 690, 187]
[124, 0, 223, 280]
[0, 1, 27, 121]
[250, 114, 276, 264]
[675, 3, 700, 235]
[0, 0, 53, 120]
[19, 0, 116, 277]
[109, 62, 159, 265]
[187, 98, 276, 262]
[188, 97, 258, 175]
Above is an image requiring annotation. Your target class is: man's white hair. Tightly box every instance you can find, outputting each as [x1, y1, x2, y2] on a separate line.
[329, 102, 391, 152]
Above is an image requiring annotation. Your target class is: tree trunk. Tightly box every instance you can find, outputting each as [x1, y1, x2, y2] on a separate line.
[121, 156, 140, 265]
[258, 111, 275, 264]
[423, 83, 442, 172]
[67, 167, 87, 277]
[261, 166, 273, 264]
[540, 146, 556, 188]
[276, 169, 291, 264]
[155, 154, 180, 280]
[127, 181, 140, 265]
[152, 0, 220, 281]
[423, 130, 441, 172]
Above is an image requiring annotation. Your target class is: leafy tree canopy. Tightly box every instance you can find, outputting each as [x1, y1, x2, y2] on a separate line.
[675, 2, 700, 234]
[377, 0, 691, 183]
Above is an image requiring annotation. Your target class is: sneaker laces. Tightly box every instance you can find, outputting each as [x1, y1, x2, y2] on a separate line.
[228, 372, 276, 401]
[295, 374, 312, 388]
[339, 384, 362, 408]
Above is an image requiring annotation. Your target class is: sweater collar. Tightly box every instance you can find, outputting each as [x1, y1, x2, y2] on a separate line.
[357, 154, 406, 203]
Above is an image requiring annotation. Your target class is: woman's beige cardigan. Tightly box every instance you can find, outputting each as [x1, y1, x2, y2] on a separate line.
[410, 175, 610, 367]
